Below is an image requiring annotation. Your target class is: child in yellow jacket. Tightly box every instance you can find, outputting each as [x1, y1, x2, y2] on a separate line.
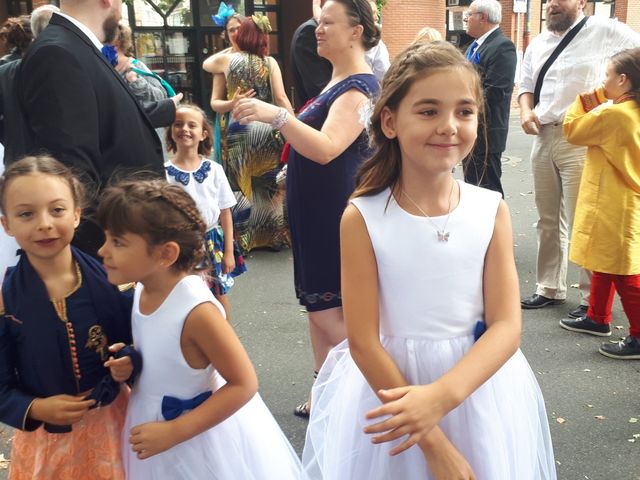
[561, 47, 640, 359]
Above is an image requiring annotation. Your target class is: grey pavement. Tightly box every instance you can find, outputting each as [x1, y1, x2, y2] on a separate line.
[1, 117, 639, 478]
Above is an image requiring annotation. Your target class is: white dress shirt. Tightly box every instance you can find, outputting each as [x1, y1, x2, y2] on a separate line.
[365, 40, 390, 82]
[519, 15, 640, 124]
[55, 12, 103, 50]
[475, 25, 500, 48]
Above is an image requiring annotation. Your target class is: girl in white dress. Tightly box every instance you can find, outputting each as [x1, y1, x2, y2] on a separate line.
[96, 179, 301, 480]
[302, 41, 556, 479]
[165, 104, 246, 321]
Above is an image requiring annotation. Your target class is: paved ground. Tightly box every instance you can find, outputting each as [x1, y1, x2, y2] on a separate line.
[1, 118, 639, 478]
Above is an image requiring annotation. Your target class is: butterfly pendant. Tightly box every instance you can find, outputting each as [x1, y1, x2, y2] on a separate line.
[437, 231, 450, 242]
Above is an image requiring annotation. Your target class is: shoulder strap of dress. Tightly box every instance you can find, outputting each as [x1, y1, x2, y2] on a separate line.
[325, 75, 377, 108]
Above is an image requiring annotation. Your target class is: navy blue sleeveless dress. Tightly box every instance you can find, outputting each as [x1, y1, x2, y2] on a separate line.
[286, 74, 379, 312]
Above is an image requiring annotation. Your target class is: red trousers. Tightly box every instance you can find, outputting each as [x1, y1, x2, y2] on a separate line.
[588, 272, 640, 337]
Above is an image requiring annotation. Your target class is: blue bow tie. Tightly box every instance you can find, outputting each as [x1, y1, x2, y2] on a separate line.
[101, 45, 118, 67]
[161, 391, 212, 421]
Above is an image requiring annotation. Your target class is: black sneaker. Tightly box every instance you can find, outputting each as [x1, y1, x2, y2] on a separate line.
[559, 316, 611, 337]
[567, 305, 588, 319]
[599, 336, 640, 360]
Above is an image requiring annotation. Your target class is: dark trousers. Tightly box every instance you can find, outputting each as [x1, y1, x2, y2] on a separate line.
[463, 151, 504, 197]
[588, 272, 640, 337]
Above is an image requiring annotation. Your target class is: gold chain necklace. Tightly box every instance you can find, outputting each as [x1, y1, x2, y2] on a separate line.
[402, 178, 456, 243]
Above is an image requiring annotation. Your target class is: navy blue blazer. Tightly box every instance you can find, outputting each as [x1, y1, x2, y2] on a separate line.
[0, 249, 133, 433]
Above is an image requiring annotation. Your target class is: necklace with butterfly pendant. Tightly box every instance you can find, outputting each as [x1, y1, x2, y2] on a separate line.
[401, 178, 455, 243]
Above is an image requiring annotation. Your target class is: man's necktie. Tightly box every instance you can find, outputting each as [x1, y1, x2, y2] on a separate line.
[466, 40, 479, 61]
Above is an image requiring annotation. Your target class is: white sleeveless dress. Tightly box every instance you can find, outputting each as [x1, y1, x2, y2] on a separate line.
[302, 181, 556, 480]
[123, 275, 301, 479]
[0, 158, 19, 278]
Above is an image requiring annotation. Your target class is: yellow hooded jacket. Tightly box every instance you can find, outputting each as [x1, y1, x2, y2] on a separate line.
[563, 95, 640, 275]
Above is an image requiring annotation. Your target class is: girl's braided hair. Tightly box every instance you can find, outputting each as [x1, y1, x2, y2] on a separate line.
[96, 179, 206, 272]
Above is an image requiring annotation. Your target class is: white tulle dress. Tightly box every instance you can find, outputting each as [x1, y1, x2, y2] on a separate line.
[0, 158, 19, 278]
[123, 275, 302, 479]
[302, 181, 556, 480]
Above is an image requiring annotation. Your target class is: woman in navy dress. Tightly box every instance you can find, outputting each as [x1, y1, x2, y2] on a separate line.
[232, 0, 380, 416]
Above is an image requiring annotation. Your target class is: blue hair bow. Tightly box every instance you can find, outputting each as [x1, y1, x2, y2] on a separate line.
[213, 1, 235, 27]
[161, 391, 213, 421]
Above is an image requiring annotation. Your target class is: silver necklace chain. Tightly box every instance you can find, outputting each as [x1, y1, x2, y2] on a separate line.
[402, 179, 456, 242]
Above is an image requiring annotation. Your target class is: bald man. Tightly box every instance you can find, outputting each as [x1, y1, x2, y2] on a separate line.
[17, 0, 177, 256]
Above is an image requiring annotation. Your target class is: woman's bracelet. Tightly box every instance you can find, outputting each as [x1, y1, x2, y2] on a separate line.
[270, 107, 289, 130]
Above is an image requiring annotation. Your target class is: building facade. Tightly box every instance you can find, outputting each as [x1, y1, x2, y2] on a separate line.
[3, 0, 639, 109]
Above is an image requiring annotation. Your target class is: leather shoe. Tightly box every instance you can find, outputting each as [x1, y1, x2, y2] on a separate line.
[567, 304, 588, 318]
[520, 294, 565, 309]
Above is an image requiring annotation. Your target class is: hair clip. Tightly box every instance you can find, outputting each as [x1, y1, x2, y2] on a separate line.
[213, 1, 236, 27]
[251, 14, 272, 34]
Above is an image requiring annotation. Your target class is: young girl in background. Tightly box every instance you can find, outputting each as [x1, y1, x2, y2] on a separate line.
[0, 156, 137, 480]
[165, 104, 246, 321]
[97, 179, 301, 479]
[560, 47, 640, 359]
[302, 42, 556, 479]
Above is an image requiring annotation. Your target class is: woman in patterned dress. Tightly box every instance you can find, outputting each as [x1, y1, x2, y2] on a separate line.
[204, 15, 293, 253]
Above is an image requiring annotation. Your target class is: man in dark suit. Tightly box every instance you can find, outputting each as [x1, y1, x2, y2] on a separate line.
[463, 0, 517, 197]
[17, 0, 177, 256]
[290, 0, 331, 110]
[0, 5, 59, 165]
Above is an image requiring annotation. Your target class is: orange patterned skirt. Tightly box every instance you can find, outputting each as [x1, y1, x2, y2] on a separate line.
[9, 387, 129, 480]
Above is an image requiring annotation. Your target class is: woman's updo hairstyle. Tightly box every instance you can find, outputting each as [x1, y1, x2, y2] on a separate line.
[333, 0, 381, 51]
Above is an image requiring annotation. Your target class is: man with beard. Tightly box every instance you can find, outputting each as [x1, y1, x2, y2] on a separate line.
[518, 0, 640, 319]
[17, 0, 178, 257]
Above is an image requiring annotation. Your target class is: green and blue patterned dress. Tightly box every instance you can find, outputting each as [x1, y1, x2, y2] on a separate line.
[225, 52, 289, 253]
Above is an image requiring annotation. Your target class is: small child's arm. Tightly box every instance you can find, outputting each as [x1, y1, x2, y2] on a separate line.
[104, 343, 142, 383]
[219, 208, 235, 274]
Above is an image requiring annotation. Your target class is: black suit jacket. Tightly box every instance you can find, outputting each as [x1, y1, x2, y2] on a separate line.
[0, 60, 29, 164]
[17, 14, 175, 255]
[290, 18, 332, 110]
[470, 29, 517, 154]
